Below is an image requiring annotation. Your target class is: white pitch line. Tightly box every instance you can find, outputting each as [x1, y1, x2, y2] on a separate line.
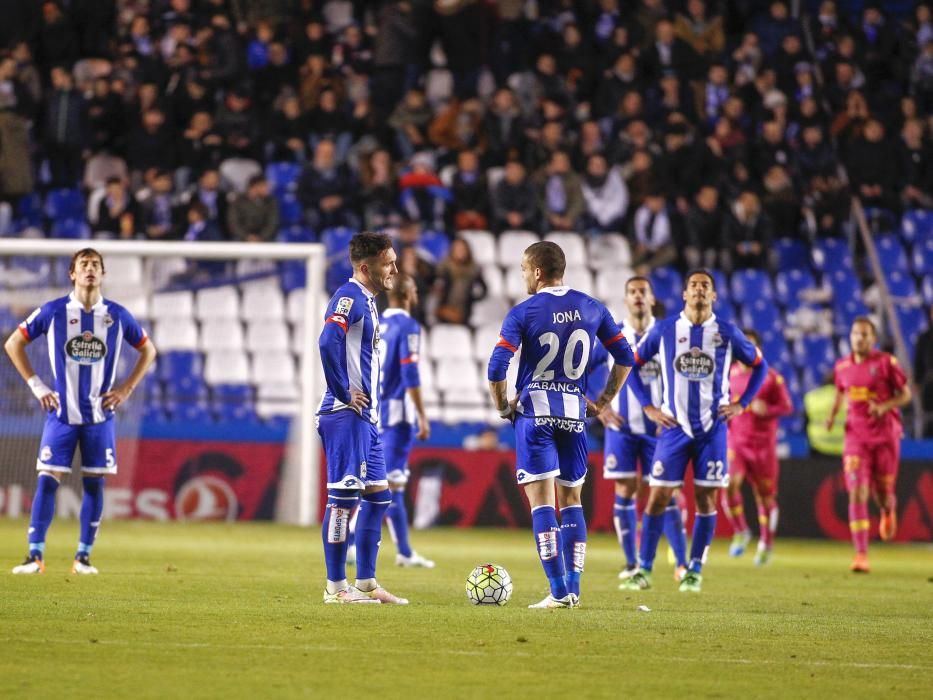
[2, 638, 931, 671]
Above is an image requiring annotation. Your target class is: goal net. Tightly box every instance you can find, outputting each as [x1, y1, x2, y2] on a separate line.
[0, 239, 325, 526]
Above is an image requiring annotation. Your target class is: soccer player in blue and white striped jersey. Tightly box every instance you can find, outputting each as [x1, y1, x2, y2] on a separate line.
[317, 231, 408, 605]
[5, 248, 157, 575]
[488, 241, 635, 608]
[620, 270, 768, 593]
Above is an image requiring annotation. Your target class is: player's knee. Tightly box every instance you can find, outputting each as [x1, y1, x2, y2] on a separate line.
[389, 481, 406, 493]
[647, 487, 673, 514]
[614, 478, 637, 498]
[557, 486, 582, 509]
[849, 484, 869, 503]
[694, 487, 718, 514]
[38, 470, 61, 482]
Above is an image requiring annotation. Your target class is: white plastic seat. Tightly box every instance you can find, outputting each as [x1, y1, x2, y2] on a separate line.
[147, 257, 188, 289]
[242, 284, 285, 321]
[104, 255, 144, 287]
[469, 295, 511, 327]
[435, 358, 481, 392]
[505, 267, 529, 300]
[545, 232, 587, 267]
[588, 233, 631, 269]
[596, 268, 634, 303]
[246, 320, 289, 352]
[564, 266, 595, 296]
[480, 264, 505, 297]
[219, 157, 262, 193]
[150, 290, 194, 320]
[287, 289, 305, 324]
[440, 386, 489, 424]
[472, 323, 503, 361]
[428, 323, 473, 360]
[425, 68, 453, 105]
[256, 380, 300, 417]
[486, 166, 505, 190]
[154, 319, 198, 351]
[460, 230, 497, 266]
[117, 291, 150, 322]
[252, 351, 296, 384]
[204, 350, 250, 384]
[199, 319, 244, 351]
[418, 358, 436, 392]
[497, 230, 540, 265]
[196, 286, 240, 321]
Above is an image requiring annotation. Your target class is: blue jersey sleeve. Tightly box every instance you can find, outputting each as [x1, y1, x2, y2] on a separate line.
[596, 306, 634, 367]
[18, 303, 55, 341]
[400, 318, 421, 389]
[634, 322, 662, 365]
[487, 305, 522, 382]
[319, 292, 366, 405]
[117, 306, 148, 349]
[731, 326, 768, 407]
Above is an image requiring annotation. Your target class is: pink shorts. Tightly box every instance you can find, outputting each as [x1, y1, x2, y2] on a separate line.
[843, 440, 900, 493]
[728, 440, 779, 495]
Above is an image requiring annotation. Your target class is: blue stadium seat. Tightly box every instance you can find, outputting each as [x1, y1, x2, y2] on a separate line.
[420, 230, 450, 263]
[15, 193, 43, 227]
[794, 336, 835, 377]
[143, 407, 169, 423]
[326, 260, 353, 294]
[172, 403, 212, 422]
[911, 238, 933, 275]
[774, 238, 810, 271]
[322, 226, 355, 263]
[158, 351, 204, 386]
[277, 193, 304, 226]
[164, 380, 209, 403]
[812, 238, 852, 274]
[742, 298, 781, 335]
[277, 225, 315, 243]
[827, 268, 861, 303]
[901, 209, 933, 243]
[279, 261, 306, 292]
[895, 307, 928, 357]
[799, 364, 826, 394]
[266, 161, 301, 195]
[710, 269, 728, 300]
[50, 218, 90, 239]
[713, 300, 735, 324]
[884, 269, 916, 297]
[875, 235, 908, 270]
[45, 188, 86, 220]
[833, 297, 869, 335]
[650, 266, 683, 302]
[211, 384, 256, 421]
[760, 331, 789, 366]
[730, 268, 773, 302]
[923, 274, 933, 305]
[775, 268, 815, 309]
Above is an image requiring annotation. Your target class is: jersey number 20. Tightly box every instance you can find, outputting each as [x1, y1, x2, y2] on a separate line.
[533, 330, 591, 381]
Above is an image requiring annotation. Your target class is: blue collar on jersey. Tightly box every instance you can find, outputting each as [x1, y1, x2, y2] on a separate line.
[68, 291, 105, 311]
[382, 308, 409, 317]
[678, 310, 718, 328]
[348, 277, 375, 299]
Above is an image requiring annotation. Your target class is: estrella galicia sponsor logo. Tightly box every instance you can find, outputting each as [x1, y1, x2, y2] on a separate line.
[674, 347, 714, 380]
[64, 331, 107, 364]
[639, 359, 661, 382]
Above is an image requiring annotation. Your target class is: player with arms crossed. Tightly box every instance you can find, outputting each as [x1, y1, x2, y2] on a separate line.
[591, 277, 689, 582]
[488, 242, 634, 608]
[6, 248, 157, 574]
[621, 270, 768, 593]
[377, 273, 434, 568]
[827, 317, 911, 573]
[317, 232, 408, 604]
[722, 328, 793, 565]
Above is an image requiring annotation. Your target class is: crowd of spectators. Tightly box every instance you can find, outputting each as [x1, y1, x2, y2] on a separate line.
[0, 0, 931, 289]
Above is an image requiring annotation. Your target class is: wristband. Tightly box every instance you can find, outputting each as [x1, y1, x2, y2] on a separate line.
[498, 405, 513, 418]
[27, 375, 52, 400]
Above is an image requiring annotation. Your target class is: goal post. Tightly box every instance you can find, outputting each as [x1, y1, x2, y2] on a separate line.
[0, 238, 326, 526]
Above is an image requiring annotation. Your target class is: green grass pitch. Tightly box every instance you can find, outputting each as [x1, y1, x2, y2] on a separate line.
[1, 519, 931, 699]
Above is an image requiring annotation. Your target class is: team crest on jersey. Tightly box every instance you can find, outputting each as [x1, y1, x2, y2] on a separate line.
[40, 446, 52, 462]
[674, 347, 715, 380]
[605, 454, 618, 469]
[712, 332, 723, 347]
[335, 296, 354, 315]
[64, 332, 107, 364]
[104, 313, 114, 327]
[652, 460, 664, 477]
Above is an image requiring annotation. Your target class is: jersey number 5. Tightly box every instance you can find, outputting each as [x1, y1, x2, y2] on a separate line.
[533, 330, 591, 381]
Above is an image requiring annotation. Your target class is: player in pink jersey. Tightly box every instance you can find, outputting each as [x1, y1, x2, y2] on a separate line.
[722, 329, 793, 566]
[827, 318, 911, 573]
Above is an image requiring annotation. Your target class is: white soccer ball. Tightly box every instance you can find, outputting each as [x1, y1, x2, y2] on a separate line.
[465, 563, 513, 606]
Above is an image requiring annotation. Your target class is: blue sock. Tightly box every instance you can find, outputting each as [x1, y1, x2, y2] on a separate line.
[613, 495, 637, 567]
[689, 512, 717, 574]
[637, 512, 666, 572]
[664, 501, 688, 568]
[347, 506, 357, 550]
[355, 490, 392, 580]
[28, 474, 59, 559]
[531, 505, 568, 599]
[386, 489, 412, 558]
[77, 476, 104, 557]
[560, 505, 587, 597]
[321, 489, 359, 583]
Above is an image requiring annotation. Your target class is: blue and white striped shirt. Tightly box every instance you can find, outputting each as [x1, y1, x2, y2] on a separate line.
[596, 318, 663, 436]
[378, 308, 421, 428]
[19, 293, 148, 425]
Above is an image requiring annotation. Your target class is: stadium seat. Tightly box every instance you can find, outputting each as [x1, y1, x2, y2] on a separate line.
[742, 298, 781, 335]
[211, 383, 255, 418]
[544, 232, 587, 267]
[252, 351, 296, 384]
[469, 295, 511, 328]
[421, 230, 450, 263]
[16, 192, 43, 227]
[279, 261, 307, 292]
[895, 306, 927, 354]
[833, 297, 869, 335]
[265, 161, 301, 195]
[425, 68, 453, 105]
[875, 235, 908, 271]
[775, 268, 816, 308]
[774, 238, 810, 271]
[812, 238, 852, 274]
[564, 266, 594, 296]
[827, 268, 861, 303]
[204, 350, 250, 385]
[911, 238, 933, 275]
[588, 233, 631, 269]
[256, 382, 300, 418]
[242, 284, 286, 321]
[278, 225, 315, 244]
[154, 319, 199, 351]
[418, 358, 436, 392]
[760, 331, 790, 368]
[923, 274, 933, 305]
[157, 351, 203, 385]
[441, 387, 490, 424]
[459, 230, 497, 266]
[164, 376, 209, 404]
[713, 300, 736, 324]
[50, 218, 90, 239]
[326, 260, 353, 293]
[435, 358, 482, 392]
[86, 187, 106, 225]
[199, 319, 245, 351]
[219, 157, 262, 193]
[322, 226, 355, 263]
[287, 289, 305, 323]
[710, 269, 728, 300]
[595, 267, 634, 302]
[480, 264, 505, 298]
[794, 336, 835, 376]
[147, 257, 188, 289]
[497, 231, 540, 264]
[429, 324, 473, 360]
[901, 209, 933, 243]
[150, 290, 195, 320]
[104, 256, 144, 288]
[45, 188, 85, 220]
[472, 323, 502, 361]
[884, 269, 916, 298]
[505, 266, 529, 300]
[246, 320, 290, 352]
[119, 292, 150, 321]
[196, 286, 240, 321]
[277, 193, 304, 226]
[731, 268, 773, 302]
[650, 267, 682, 304]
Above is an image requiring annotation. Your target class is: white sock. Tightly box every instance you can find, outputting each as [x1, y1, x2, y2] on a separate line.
[355, 577, 377, 592]
[326, 579, 348, 595]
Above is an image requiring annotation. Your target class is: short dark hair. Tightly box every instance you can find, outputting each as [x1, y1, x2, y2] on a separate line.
[188, 201, 208, 220]
[743, 328, 761, 345]
[852, 316, 877, 335]
[683, 268, 716, 291]
[69, 248, 105, 274]
[625, 275, 653, 292]
[524, 241, 566, 280]
[247, 174, 266, 189]
[349, 231, 393, 264]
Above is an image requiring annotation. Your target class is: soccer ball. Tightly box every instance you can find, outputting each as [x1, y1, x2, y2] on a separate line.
[465, 563, 512, 606]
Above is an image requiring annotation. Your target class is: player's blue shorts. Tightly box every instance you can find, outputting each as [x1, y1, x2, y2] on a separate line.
[36, 414, 117, 474]
[381, 422, 416, 484]
[317, 409, 387, 490]
[649, 422, 729, 488]
[515, 414, 588, 487]
[603, 429, 656, 479]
